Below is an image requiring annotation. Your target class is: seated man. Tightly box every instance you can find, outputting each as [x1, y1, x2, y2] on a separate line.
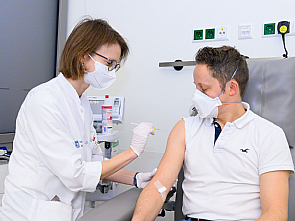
[132, 46, 294, 221]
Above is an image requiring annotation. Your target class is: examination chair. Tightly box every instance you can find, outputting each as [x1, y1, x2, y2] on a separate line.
[174, 57, 295, 221]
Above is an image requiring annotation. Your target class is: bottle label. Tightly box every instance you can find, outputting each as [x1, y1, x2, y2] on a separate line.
[102, 106, 112, 134]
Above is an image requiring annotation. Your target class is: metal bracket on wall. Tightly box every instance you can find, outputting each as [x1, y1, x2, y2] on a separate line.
[159, 57, 282, 71]
[159, 60, 196, 71]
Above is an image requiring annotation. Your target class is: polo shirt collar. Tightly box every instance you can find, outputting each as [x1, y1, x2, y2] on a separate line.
[205, 117, 214, 126]
[233, 102, 255, 128]
[204, 102, 254, 128]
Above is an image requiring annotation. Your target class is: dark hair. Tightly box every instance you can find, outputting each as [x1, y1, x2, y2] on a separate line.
[58, 18, 129, 80]
[195, 46, 249, 97]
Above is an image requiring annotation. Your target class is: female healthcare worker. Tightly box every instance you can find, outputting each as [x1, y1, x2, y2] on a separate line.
[2, 18, 156, 220]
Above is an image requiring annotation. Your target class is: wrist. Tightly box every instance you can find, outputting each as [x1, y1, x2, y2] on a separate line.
[129, 147, 140, 157]
[133, 172, 139, 188]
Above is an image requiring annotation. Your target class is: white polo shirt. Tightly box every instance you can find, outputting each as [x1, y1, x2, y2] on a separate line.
[182, 102, 294, 221]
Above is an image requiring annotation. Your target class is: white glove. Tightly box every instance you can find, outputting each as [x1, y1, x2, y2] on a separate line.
[130, 122, 155, 156]
[135, 168, 157, 188]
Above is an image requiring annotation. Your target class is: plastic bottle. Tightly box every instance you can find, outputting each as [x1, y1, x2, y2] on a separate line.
[102, 94, 113, 134]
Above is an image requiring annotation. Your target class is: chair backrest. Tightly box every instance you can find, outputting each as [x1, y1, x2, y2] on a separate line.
[174, 57, 295, 221]
[244, 57, 295, 220]
[244, 57, 295, 149]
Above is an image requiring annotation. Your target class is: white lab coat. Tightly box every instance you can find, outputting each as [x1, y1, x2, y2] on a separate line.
[2, 73, 102, 221]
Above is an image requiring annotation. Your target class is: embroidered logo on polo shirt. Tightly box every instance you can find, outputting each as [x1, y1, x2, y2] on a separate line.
[75, 141, 80, 148]
[240, 148, 250, 153]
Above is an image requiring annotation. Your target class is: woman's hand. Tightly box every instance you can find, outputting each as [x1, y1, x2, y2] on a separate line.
[130, 122, 155, 156]
[136, 168, 157, 188]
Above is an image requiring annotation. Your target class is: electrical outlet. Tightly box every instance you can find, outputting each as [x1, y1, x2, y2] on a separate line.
[262, 22, 277, 37]
[216, 26, 229, 40]
[205, 28, 215, 39]
[193, 29, 203, 40]
[264, 23, 276, 35]
[238, 24, 252, 39]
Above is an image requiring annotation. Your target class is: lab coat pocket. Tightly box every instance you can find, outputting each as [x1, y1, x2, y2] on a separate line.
[35, 199, 73, 221]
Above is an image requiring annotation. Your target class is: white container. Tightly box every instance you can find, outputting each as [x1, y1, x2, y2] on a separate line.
[102, 94, 112, 134]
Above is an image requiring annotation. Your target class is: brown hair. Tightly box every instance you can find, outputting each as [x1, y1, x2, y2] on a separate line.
[58, 18, 129, 80]
[195, 46, 249, 97]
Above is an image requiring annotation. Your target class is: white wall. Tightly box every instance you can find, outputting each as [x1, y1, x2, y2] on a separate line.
[67, 0, 294, 219]
[67, 0, 295, 154]
[67, 0, 294, 162]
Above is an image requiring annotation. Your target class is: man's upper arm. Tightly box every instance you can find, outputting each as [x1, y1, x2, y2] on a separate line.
[152, 119, 186, 192]
[132, 119, 186, 221]
[259, 170, 290, 219]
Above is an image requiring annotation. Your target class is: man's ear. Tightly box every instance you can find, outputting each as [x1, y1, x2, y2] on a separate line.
[229, 80, 240, 96]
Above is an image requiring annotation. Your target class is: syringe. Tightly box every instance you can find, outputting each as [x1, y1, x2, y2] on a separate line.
[131, 122, 165, 131]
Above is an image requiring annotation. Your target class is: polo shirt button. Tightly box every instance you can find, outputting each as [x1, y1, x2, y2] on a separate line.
[81, 109, 83, 113]
[85, 141, 88, 144]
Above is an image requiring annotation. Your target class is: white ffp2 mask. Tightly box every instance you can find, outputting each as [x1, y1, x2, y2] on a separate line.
[84, 54, 116, 90]
[191, 89, 222, 118]
[191, 67, 241, 119]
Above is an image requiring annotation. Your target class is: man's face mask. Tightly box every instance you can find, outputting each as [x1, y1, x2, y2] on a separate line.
[84, 54, 116, 90]
[191, 67, 240, 119]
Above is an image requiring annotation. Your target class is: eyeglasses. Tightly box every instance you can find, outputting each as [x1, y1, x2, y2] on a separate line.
[92, 51, 120, 72]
